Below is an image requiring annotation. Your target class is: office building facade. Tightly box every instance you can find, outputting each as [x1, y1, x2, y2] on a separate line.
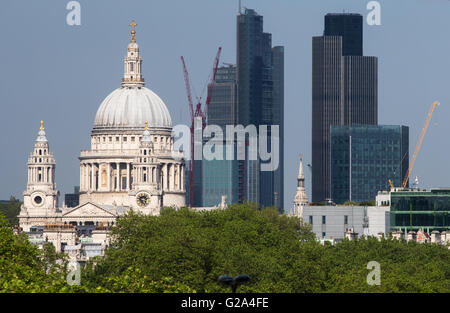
[237, 8, 284, 210]
[390, 189, 450, 233]
[312, 13, 378, 203]
[201, 65, 241, 206]
[330, 125, 409, 204]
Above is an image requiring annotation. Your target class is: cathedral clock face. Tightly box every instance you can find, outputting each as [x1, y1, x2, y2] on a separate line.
[136, 193, 150, 207]
[32, 193, 44, 206]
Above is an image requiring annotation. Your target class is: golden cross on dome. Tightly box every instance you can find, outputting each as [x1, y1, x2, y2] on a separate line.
[129, 20, 137, 42]
[145, 120, 148, 130]
[40, 120, 44, 131]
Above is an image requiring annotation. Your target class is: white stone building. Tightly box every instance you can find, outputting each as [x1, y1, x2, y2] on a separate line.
[301, 205, 390, 241]
[18, 22, 185, 263]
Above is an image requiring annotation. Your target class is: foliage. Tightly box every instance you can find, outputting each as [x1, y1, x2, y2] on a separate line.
[2, 203, 449, 293]
[82, 266, 196, 293]
[358, 200, 376, 206]
[0, 197, 21, 226]
[0, 214, 70, 292]
[341, 200, 376, 206]
[83, 203, 315, 292]
[322, 236, 450, 292]
[83, 203, 450, 293]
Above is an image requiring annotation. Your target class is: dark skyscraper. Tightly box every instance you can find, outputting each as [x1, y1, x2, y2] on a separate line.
[272, 46, 284, 210]
[208, 65, 238, 128]
[312, 13, 378, 203]
[324, 13, 363, 56]
[237, 8, 284, 210]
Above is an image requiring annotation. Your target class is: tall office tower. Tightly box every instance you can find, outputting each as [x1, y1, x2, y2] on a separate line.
[311, 13, 377, 203]
[192, 116, 203, 207]
[324, 13, 363, 56]
[208, 65, 238, 128]
[271, 46, 284, 210]
[330, 125, 409, 204]
[201, 65, 241, 206]
[237, 8, 284, 210]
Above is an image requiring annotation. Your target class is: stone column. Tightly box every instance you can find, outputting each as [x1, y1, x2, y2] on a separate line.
[177, 164, 181, 190]
[163, 165, 166, 189]
[116, 162, 120, 191]
[170, 163, 174, 191]
[181, 165, 184, 190]
[79, 164, 82, 190]
[79, 165, 83, 190]
[85, 164, 89, 191]
[126, 162, 130, 190]
[174, 165, 177, 190]
[107, 163, 111, 191]
[91, 163, 95, 191]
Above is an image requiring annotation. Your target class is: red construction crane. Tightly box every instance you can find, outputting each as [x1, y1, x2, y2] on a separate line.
[181, 47, 222, 207]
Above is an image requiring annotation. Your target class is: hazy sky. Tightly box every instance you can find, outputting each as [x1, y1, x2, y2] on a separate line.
[0, 0, 449, 210]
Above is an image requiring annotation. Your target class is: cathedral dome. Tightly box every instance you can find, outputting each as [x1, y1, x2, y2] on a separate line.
[93, 86, 172, 130]
[93, 20, 172, 132]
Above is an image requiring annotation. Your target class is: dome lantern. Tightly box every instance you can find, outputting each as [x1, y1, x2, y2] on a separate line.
[122, 20, 144, 88]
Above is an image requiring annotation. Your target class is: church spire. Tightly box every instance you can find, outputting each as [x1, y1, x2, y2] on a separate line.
[297, 153, 305, 188]
[122, 20, 144, 87]
[293, 154, 308, 217]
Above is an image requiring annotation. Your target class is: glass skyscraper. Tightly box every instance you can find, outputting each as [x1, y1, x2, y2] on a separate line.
[237, 8, 284, 211]
[200, 65, 241, 206]
[330, 125, 409, 204]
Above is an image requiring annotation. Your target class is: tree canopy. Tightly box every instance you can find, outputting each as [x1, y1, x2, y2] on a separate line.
[1, 203, 449, 293]
[0, 197, 21, 226]
[82, 204, 450, 293]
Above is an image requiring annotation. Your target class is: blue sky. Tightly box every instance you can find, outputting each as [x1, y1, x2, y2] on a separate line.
[0, 0, 449, 210]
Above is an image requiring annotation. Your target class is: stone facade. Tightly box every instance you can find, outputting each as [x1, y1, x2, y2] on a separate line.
[18, 22, 186, 265]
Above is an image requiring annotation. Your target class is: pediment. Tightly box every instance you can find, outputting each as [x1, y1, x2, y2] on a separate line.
[62, 202, 117, 218]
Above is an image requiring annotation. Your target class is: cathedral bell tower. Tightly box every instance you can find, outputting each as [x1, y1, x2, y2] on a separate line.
[20, 121, 59, 229]
[130, 121, 162, 213]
